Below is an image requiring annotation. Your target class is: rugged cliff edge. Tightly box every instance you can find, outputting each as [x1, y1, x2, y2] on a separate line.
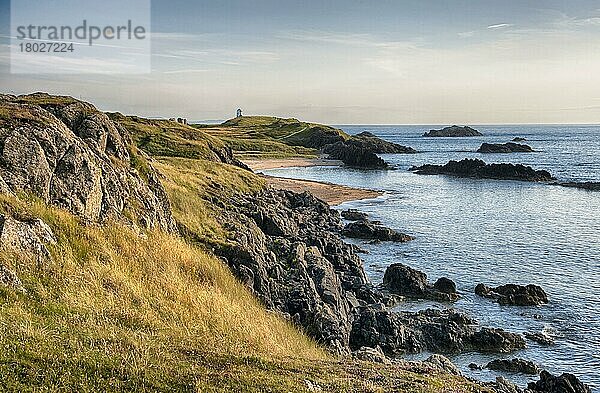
[0, 93, 177, 231]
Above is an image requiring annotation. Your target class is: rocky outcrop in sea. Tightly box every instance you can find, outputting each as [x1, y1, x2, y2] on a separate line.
[477, 142, 534, 153]
[423, 125, 483, 137]
[351, 131, 417, 154]
[410, 158, 554, 182]
[323, 141, 388, 169]
[475, 283, 548, 306]
[382, 263, 459, 302]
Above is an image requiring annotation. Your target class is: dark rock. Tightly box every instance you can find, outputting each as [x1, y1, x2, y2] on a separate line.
[352, 132, 417, 154]
[323, 141, 387, 169]
[469, 363, 483, 370]
[383, 264, 458, 302]
[475, 283, 548, 306]
[423, 125, 482, 137]
[410, 158, 553, 182]
[341, 209, 368, 221]
[477, 142, 534, 153]
[557, 182, 600, 191]
[469, 327, 526, 353]
[218, 188, 383, 353]
[322, 131, 417, 168]
[527, 370, 591, 393]
[524, 332, 555, 346]
[342, 221, 414, 242]
[486, 358, 540, 374]
[350, 307, 523, 355]
[433, 277, 457, 294]
[512, 137, 527, 142]
[383, 263, 428, 297]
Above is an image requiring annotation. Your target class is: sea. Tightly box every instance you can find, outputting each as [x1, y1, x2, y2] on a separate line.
[263, 125, 600, 390]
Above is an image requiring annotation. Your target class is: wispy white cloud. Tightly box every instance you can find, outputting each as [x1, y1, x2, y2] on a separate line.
[279, 30, 376, 46]
[487, 23, 514, 29]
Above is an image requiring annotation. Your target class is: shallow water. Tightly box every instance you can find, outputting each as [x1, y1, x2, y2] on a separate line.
[264, 125, 600, 390]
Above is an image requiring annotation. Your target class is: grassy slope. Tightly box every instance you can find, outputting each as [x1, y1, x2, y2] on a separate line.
[192, 116, 349, 159]
[110, 113, 225, 161]
[0, 104, 489, 392]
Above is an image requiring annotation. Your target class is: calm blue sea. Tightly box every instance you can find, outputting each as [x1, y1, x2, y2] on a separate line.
[264, 125, 600, 390]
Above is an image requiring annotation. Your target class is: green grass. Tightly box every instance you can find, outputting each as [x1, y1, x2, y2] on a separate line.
[112, 114, 225, 161]
[192, 116, 348, 159]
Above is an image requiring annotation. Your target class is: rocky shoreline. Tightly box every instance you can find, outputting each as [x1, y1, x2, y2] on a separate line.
[212, 189, 590, 392]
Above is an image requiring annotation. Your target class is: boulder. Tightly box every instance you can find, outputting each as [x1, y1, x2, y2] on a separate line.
[0, 214, 58, 293]
[342, 220, 414, 242]
[469, 328, 526, 353]
[524, 332, 555, 346]
[353, 346, 390, 364]
[527, 370, 591, 393]
[486, 358, 540, 374]
[0, 214, 56, 262]
[433, 277, 457, 294]
[475, 283, 548, 306]
[350, 307, 524, 355]
[423, 354, 461, 376]
[340, 209, 368, 221]
[410, 158, 553, 182]
[0, 94, 178, 232]
[512, 137, 527, 142]
[423, 125, 482, 137]
[383, 263, 428, 297]
[383, 264, 458, 302]
[477, 142, 534, 153]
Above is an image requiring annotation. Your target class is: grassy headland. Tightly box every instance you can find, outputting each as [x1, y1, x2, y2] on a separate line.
[192, 116, 349, 160]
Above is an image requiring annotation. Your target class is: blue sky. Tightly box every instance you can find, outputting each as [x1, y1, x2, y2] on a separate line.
[1, 0, 600, 123]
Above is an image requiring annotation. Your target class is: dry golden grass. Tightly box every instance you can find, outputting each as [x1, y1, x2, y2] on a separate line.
[152, 157, 264, 245]
[0, 194, 326, 392]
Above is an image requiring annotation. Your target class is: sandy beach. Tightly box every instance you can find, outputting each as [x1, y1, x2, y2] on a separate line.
[244, 158, 383, 205]
[243, 157, 343, 170]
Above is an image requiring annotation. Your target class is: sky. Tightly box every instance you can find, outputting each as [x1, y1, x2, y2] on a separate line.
[1, 0, 600, 124]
